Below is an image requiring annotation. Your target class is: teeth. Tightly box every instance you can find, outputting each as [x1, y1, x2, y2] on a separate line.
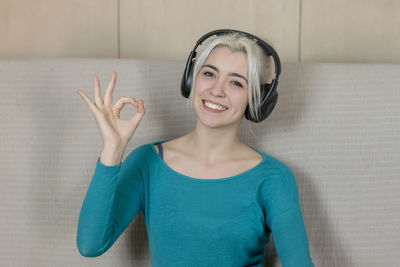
[204, 100, 227, 111]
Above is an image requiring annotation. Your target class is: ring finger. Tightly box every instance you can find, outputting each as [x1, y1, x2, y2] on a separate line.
[93, 75, 104, 107]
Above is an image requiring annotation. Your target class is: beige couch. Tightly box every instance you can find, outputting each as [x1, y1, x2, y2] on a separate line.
[1, 59, 399, 266]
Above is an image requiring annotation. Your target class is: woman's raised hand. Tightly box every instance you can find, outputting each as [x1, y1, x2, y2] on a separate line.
[77, 72, 145, 148]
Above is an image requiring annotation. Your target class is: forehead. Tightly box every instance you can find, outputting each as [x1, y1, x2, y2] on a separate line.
[203, 46, 248, 77]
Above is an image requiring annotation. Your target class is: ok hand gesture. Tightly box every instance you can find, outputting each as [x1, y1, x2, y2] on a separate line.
[77, 72, 145, 148]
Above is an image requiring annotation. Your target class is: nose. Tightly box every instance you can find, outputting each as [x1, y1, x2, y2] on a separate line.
[210, 77, 226, 97]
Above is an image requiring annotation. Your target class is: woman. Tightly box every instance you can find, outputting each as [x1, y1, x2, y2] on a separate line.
[76, 30, 314, 266]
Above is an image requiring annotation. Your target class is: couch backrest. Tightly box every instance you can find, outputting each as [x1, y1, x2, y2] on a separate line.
[1, 59, 399, 267]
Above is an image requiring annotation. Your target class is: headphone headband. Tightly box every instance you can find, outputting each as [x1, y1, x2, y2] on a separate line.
[181, 29, 281, 123]
[192, 29, 281, 77]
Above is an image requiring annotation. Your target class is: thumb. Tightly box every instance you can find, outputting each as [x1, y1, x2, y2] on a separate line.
[130, 100, 145, 123]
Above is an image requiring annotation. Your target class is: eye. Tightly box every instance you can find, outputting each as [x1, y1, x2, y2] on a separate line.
[231, 81, 243, 88]
[203, 71, 215, 77]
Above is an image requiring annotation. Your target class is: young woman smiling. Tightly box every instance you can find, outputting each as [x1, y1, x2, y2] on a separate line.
[76, 30, 314, 266]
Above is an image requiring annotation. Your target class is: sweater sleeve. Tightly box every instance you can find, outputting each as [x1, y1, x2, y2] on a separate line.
[76, 147, 146, 257]
[262, 165, 314, 267]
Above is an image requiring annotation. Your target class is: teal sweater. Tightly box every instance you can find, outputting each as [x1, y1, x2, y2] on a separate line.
[77, 139, 314, 266]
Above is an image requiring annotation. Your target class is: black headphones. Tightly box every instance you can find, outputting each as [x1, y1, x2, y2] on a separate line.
[181, 29, 281, 123]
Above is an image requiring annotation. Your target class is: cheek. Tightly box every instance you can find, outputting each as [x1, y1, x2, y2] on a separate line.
[230, 94, 248, 111]
[193, 79, 214, 97]
[238, 91, 249, 106]
[193, 77, 205, 92]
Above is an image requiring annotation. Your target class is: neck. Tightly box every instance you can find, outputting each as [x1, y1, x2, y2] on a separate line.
[186, 119, 244, 165]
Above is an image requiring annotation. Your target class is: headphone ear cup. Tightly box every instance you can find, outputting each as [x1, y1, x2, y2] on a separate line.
[245, 83, 278, 123]
[261, 93, 278, 121]
[185, 68, 193, 97]
[181, 51, 196, 98]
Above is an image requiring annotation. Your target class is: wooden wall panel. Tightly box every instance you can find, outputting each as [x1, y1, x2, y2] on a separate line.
[301, 0, 400, 63]
[1, 0, 399, 63]
[120, 0, 300, 62]
[0, 0, 119, 58]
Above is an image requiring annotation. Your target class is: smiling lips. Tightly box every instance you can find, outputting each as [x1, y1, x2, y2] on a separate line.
[202, 99, 228, 112]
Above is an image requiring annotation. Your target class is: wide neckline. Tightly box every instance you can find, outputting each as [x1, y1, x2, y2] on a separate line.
[150, 138, 267, 182]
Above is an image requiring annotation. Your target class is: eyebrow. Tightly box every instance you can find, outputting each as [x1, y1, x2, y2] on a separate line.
[202, 64, 248, 84]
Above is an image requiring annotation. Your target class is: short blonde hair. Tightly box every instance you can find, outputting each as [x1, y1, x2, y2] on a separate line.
[187, 32, 271, 122]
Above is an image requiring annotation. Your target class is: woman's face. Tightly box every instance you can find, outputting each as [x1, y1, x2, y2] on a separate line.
[192, 46, 249, 129]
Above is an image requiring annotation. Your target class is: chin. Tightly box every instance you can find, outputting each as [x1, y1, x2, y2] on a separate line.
[197, 113, 242, 130]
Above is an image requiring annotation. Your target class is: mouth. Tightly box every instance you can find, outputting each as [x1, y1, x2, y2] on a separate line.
[202, 99, 228, 113]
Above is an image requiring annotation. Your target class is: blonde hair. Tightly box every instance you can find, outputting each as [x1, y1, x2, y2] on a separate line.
[187, 32, 271, 122]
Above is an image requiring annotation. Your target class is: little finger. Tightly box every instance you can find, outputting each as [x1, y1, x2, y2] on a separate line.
[77, 89, 99, 116]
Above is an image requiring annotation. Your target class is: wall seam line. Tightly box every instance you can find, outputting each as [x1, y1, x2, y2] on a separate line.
[118, 0, 120, 58]
[298, 0, 302, 62]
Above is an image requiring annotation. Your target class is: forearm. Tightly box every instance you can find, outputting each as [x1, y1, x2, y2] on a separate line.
[76, 158, 121, 257]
